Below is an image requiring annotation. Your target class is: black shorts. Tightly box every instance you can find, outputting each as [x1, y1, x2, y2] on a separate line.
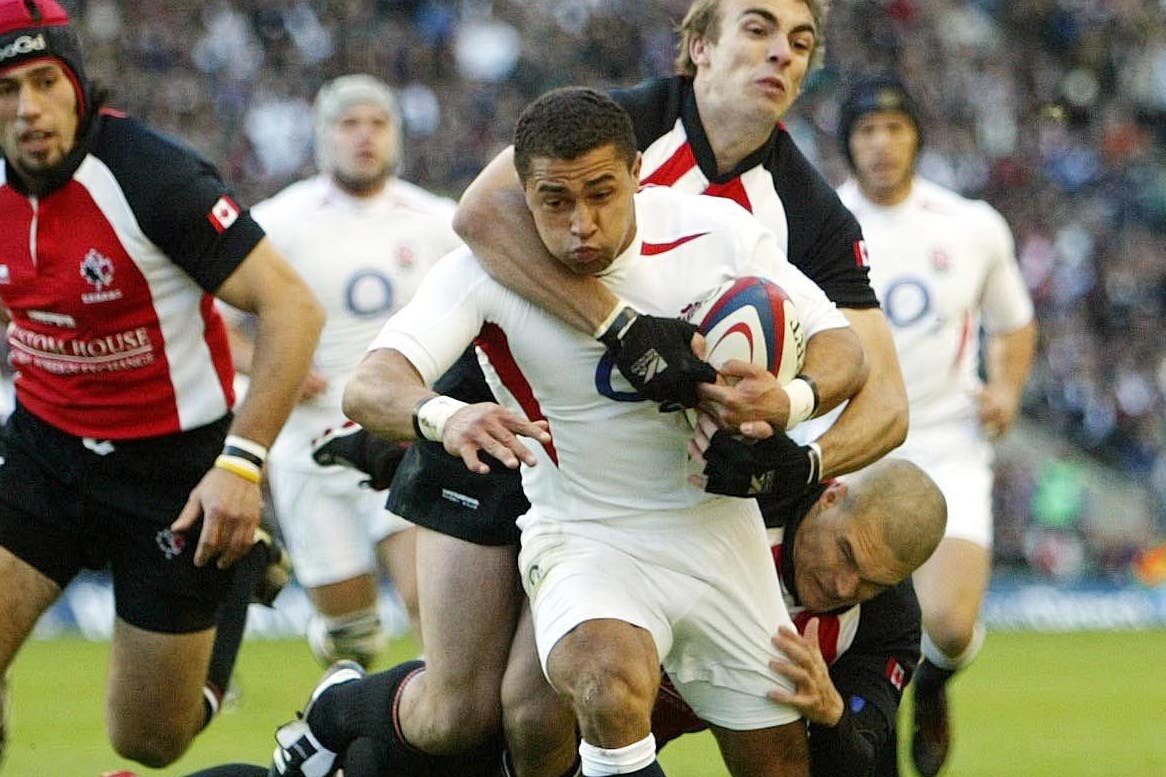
[387, 441, 526, 546]
[0, 403, 237, 633]
[386, 347, 527, 547]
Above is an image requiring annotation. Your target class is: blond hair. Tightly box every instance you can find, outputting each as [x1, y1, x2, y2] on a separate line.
[674, 0, 831, 77]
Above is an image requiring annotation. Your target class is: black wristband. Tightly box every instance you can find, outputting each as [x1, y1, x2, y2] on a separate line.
[221, 444, 264, 470]
[597, 305, 639, 349]
[795, 372, 820, 414]
[411, 396, 433, 439]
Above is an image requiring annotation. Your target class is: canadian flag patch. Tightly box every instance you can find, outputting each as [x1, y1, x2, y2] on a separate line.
[208, 195, 240, 233]
[853, 239, 870, 267]
[886, 657, 906, 691]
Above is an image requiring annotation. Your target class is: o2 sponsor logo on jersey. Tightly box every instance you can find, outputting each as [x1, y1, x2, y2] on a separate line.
[594, 351, 644, 403]
[881, 276, 932, 330]
[345, 269, 395, 318]
[79, 249, 124, 304]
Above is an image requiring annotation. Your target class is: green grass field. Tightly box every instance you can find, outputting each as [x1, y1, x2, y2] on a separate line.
[5, 630, 1166, 776]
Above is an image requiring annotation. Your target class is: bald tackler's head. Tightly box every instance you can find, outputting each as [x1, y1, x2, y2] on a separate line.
[839, 458, 947, 574]
[313, 74, 402, 177]
[791, 458, 947, 612]
[0, 0, 91, 119]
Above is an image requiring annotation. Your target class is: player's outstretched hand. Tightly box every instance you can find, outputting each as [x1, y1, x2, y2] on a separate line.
[442, 402, 552, 474]
[687, 413, 817, 497]
[767, 619, 845, 726]
[601, 310, 716, 409]
[172, 466, 262, 569]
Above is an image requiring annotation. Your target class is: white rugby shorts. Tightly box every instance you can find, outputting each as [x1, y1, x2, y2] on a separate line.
[895, 420, 994, 548]
[518, 499, 800, 730]
[267, 455, 412, 588]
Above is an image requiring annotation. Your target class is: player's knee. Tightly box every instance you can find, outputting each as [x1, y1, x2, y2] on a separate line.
[428, 690, 503, 746]
[568, 666, 653, 735]
[108, 725, 191, 768]
[503, 695, 576, 768]
[924, 611, 978, 659]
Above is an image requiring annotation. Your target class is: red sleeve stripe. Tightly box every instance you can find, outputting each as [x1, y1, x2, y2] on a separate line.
[474, 323, 558, 465]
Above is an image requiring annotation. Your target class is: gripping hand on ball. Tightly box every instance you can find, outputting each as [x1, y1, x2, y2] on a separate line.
[599, 306, 716, 409]
[689, 413, 819, 497]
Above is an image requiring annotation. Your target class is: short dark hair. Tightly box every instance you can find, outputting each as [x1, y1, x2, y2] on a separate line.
[512, 87, 638, 184]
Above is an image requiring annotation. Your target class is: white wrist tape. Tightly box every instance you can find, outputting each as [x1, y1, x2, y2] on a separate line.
[413, 396, 469, 442]
[785, 378, 817, 430]
[806, 441, 823, 484]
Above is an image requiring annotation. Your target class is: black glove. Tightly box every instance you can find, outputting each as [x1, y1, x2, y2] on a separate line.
[599, 307, 716, 409]
[311, 421, 410, 491]
[701, 428, 820, 498]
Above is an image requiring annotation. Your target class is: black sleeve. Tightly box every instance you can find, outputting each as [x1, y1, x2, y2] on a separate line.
[769, 135, 878, 310]
[610, 77, 682, 153]
[95, 116, 266, 292]
[808, 581, 921, 777]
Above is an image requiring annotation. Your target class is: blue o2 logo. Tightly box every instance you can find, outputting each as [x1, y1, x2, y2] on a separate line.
[345, 270, 394, 318]
[594, 351, 645, 402]
[882, 277, 932, 329]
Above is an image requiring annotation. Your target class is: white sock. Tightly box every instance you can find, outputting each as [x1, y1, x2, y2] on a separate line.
[922, 620, 985, 670]
[579, 734, 656, 775]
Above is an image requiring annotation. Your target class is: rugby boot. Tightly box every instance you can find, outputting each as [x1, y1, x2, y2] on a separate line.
[269, 660, 365, 777]
[252, 525, 293, 607]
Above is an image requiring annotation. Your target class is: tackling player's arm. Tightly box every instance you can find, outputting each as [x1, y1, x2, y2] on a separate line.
[454, 147, 714, 407]
[801, 593, 921, 777]
[173, 237, 324, 568]
[342, 347, 550, 476]
[812, 307, 908, 479]
[455, 146, 614, 332]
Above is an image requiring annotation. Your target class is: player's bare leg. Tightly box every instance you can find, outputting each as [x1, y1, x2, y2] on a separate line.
[713, 722, 809, 777]
[397, 528, 521, 753]
[501, 605, 578, 777]
[106, 619, 216, 767]
[0, 547, 60, 765]
[546, 619, 665, 776]
[910, 538, 991, 776]
[375, 526, 421, 642]
[0, 547, 59, 676]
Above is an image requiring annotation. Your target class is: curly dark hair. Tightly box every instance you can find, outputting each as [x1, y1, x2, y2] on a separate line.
[512, 87, 638, 184]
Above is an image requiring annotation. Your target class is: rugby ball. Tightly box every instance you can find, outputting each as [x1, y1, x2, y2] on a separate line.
[680, 276, 805, 384]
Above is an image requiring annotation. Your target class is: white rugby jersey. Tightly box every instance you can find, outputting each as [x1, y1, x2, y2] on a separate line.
[252, 175, 460, 461]
[371, 186, 849, 523]
[837, 177, 1033, 430]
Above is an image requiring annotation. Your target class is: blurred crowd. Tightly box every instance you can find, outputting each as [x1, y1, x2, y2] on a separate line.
[40, 0, 1166, 574]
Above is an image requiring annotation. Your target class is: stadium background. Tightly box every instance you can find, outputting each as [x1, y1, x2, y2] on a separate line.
[3, 0, 1166, 774]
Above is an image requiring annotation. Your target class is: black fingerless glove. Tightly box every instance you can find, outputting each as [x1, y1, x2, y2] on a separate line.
[598, 307, 717, 409]
[702, 429, 821, 497]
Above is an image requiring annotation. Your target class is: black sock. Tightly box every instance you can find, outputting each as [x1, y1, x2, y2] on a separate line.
[307, 659, 425, 754]
[339, 736, 393, 777]
[202, 542, 266, 727]
[913, 658, 957, 696]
